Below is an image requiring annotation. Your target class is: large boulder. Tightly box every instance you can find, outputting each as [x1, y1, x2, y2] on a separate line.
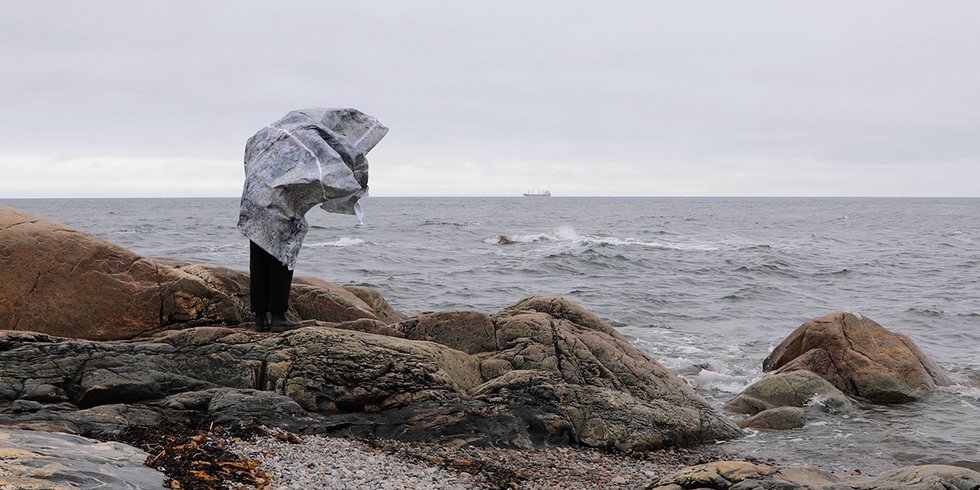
[763, 312, 951, 403]
[395, 297, 743, 449]
[0, 206, 397, 340]
[0, 297, 741, 451]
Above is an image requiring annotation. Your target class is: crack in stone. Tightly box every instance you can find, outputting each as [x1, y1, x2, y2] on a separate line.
[10, 271, 42, 329]
[153, 263, 166, 329]
[0, 219, 39, 233]
[548, 319, 566, 379]
[256, 356, 269, 391]
[840, 317, 882, 367]
[490, 318, 501, 351]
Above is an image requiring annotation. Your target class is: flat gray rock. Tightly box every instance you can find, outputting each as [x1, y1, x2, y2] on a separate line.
[0, 428, 165, 489]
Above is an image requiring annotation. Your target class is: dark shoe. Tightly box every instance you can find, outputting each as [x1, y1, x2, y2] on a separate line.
[254, 312, 270, 332]
[269, 311, 302, 332]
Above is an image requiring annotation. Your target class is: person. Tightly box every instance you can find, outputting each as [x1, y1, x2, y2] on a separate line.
[249, 241, 301, 332]
[237, 108, 388, 333]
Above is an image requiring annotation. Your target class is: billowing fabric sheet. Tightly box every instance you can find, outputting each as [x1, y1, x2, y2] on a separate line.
[238, 108, 387, 269]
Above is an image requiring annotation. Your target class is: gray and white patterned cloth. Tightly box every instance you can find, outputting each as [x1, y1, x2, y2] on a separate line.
[238, 108, 388, 269]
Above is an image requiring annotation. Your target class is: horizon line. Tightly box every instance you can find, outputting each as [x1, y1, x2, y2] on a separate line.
[3, 195, 980, 200]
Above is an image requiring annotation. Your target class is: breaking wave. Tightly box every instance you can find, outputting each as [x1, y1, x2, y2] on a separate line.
[305, 237, 365, 248]
[487, 225, 722, 251]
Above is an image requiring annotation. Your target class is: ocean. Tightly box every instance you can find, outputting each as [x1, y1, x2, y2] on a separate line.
[5, 196, 979, 473]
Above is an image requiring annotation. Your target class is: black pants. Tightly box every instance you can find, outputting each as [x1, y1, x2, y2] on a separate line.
[249, 241, 294, 313]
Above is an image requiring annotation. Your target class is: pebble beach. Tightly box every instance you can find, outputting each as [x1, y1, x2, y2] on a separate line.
[228, 431, 719, 489]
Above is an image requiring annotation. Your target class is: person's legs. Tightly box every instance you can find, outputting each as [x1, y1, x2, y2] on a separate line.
[250, 240, 301, 332]
[266, 248, 301, 331]
[249, 241, 271, 330]
[267, 259, 294, 313]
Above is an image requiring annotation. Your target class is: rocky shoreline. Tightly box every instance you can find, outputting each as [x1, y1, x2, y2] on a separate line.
[2, 204, 979, 489]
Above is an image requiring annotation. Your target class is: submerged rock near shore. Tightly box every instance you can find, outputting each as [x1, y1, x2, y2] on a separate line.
[723, 312, 951, 431]
[763, 311, 951, 403]
[0, 205, 741, 452]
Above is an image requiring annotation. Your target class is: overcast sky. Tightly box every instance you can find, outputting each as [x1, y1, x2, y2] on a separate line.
[2, 1, 978, 197]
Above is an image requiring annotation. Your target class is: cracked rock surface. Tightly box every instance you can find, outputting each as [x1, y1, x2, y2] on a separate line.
[0, 295, 742, 451]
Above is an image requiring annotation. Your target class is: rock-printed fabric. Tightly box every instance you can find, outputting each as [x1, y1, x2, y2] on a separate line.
[238, 108, 388, 269]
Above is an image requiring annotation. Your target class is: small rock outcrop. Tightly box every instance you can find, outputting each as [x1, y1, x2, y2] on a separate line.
[763, 312, 951, 403]
[650, 460, 980, 489]
[737, 406, 806, 430]
[0, 206, 397, 340]
[726, 370, 853, 431]
[726, 370, 853, 415]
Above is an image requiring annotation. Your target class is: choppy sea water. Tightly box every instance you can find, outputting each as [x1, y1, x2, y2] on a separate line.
[5, 197, 979, 473]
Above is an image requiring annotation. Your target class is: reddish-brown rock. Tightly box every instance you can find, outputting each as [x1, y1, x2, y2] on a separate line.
[763, 311, 951, 403]
[0, 206, 399, 340]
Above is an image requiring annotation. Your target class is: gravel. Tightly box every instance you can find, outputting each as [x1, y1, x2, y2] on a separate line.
[231, 435, 480, 489]
[228, 430, 724, 489]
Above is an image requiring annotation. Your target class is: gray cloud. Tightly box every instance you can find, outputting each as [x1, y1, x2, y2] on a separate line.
[1, 1, 978, 197]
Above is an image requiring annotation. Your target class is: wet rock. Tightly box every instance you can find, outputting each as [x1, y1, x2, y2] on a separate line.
[738, 406, 806, 430]
[672, 362, 710, 377]
[0, 428, 165, 489]
[726, 370, 853, 415]
[0, 206, 401, 340]
[763, 312, 951, 403]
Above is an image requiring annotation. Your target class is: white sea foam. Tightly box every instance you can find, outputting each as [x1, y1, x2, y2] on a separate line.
[944, 384, 980, 401]
[306, 237, 365, 248]
[488, 225, 722, 251]
[687, 369, 754, 394]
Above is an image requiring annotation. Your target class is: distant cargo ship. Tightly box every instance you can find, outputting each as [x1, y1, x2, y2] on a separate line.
[523, 190, 551, 197]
